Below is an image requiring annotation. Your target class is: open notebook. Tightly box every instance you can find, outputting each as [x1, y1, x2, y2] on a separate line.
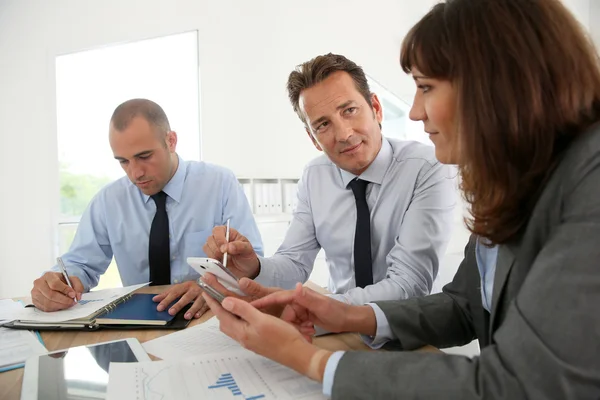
[4, 283, 191, 331]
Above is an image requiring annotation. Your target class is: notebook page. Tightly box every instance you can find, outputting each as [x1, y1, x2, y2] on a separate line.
[16, 283, 149, 323]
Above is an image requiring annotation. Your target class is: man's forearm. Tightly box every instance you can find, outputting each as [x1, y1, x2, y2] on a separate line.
[254, 254, 313, 289]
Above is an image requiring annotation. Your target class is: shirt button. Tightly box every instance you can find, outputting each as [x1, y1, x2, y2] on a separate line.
[172, 255, 176, 261]
[174, 279, 179, 283]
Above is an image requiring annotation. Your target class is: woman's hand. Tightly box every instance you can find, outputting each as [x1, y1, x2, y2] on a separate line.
[252, 283, 378, 336]
[201, 274, 285, 317]
[251, 283, 350, 333]
[203, 293, 332, 382]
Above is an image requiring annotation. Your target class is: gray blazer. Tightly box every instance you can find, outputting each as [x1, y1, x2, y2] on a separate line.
[332, 124, 600, 399]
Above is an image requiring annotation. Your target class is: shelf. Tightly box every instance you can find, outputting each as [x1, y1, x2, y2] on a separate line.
[237, 177, 300, 216]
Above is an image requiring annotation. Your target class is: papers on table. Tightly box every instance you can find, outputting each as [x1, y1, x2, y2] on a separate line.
[0, 299, 24, 324]
[142, 317, 241, 360]
[107, 349, 326, 400]
[0, 299, 47, 372]
[131, 318, 325, 399]
[16, 283, 149, 323]
[0, 327, 47, 372]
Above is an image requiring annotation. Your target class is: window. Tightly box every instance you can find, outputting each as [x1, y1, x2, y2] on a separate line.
[367, 76, 430, 145]
[56, 31, 200, 288]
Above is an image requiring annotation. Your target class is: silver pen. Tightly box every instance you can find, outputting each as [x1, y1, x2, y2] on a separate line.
[219, 219, 239, 281]
[57, 257, 78, 303]
[223, 219, 231, 268]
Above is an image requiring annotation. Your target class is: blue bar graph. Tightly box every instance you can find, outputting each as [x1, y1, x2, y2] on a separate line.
[208, 373, 266, 399]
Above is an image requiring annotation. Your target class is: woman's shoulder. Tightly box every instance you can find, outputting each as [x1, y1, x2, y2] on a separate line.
[556, 122, 600, 185]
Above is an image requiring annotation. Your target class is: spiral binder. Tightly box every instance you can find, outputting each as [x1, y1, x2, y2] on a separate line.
[90, 293, 136, 320]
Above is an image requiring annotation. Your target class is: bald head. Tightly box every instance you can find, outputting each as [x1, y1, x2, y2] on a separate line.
[110, 99, 171, 140]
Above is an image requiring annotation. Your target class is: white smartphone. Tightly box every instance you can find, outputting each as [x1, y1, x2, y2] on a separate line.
[187, 257, 244, 295]
[21, 338, 150, 400]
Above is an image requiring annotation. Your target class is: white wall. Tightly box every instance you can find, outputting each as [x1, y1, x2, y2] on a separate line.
[562, 0, 590, 28]
[0, 0, 438, 297]
[590, 0, 600, 46]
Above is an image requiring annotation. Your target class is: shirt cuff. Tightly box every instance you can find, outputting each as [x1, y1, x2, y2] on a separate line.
[322, 351, 345, 397]
[253, 256, 276, 286]
[360, 303, 394, 349]
[49, 265, 91, 292]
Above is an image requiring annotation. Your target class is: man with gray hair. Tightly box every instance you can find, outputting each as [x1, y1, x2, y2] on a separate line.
[30, 98, 263, 319]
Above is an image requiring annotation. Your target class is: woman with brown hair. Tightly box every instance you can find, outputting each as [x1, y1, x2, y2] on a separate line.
[203, 0, 600, 398]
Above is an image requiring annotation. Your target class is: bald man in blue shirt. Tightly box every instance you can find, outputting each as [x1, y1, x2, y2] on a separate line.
[30, 99, 262, 319]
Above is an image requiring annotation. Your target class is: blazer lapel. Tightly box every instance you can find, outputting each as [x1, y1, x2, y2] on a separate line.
[489, 244, 517, 337]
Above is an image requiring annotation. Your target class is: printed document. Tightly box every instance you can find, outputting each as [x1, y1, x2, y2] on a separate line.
[142, 317, 241, 360]
[107, 349, 326, 400]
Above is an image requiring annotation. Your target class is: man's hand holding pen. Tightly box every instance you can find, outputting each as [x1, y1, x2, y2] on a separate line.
[31, 270, 83, 312]
[203, 225, 261, 279]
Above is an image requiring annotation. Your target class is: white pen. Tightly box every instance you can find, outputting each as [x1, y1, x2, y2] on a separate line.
[223, 219, 230, 268]
[57, 257, 78, 303]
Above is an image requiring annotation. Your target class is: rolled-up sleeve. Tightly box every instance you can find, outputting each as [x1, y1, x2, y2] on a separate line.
[50, 193, 113, 291]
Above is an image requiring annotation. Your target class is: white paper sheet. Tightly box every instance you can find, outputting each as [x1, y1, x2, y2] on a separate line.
[0, 327, 47, 369]
[107, 350, 326, 400]
[0, 299, 25, 324]
[142, 317, 242, 360]
[16, 283, 149, 323]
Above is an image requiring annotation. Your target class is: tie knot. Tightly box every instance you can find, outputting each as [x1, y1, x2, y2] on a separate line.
[348, 178, 369, 200]
[151, 191, 167, 210]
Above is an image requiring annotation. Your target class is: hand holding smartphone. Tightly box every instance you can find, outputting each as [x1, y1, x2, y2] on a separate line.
[187, 257, 244, 295]
[198, 280, 226, 303]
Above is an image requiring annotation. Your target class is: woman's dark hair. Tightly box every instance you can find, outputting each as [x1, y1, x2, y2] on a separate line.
[401, 0, 600, 244]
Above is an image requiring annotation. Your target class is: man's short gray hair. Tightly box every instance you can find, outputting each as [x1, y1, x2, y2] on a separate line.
[110, 98, 171, 135]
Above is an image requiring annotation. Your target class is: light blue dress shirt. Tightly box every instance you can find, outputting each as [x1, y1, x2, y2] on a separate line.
[475, 239, 498, 312]
[51, 156, 263, 291]
[256, 138, 456, 305]
[322, 238, 499, 397]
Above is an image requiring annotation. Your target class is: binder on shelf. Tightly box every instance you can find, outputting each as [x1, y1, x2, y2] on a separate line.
[254, 182, 265, 214]
[282, 181, 295, 213]
[273, 183, 283, 214]
[262, 183, 271, 214]
[292, 182, 299, 211]
[234, 177, 300, 216]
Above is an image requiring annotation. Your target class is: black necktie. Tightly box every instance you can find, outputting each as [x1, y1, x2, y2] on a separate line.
[348, 178, 373, 288]
[149, 191, 171, 285]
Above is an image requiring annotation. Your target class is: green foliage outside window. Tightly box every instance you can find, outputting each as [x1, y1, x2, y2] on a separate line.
[59, 162, 112, 217]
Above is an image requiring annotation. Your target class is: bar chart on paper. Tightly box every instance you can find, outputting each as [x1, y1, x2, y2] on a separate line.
[107, 349, 326, 400]
[208, 373, 265, 399]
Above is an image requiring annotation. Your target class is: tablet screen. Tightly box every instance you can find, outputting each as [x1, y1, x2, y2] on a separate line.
[36, 340, 139, 399]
